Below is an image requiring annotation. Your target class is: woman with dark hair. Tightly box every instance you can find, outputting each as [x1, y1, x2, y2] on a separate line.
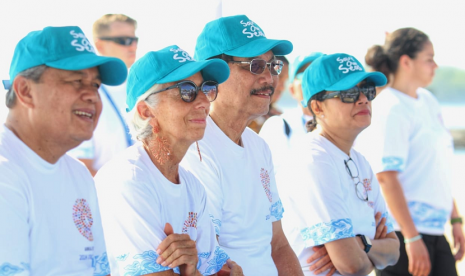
[279, 53, 400, 276]
[357, 28, 465, 276]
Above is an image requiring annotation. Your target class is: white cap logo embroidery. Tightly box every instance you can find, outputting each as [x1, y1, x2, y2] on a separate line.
[170, 48, 194, 63]
[337, 57, 362, 74]
[240, 20, 265, 38]
[69, 30, 95, 53]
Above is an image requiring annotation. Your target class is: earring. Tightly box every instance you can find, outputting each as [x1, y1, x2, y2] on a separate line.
[196, 141, 202, 162]
[147, 125, 171, 165]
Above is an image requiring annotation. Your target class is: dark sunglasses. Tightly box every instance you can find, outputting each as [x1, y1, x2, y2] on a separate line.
[98, 36, 139, 46]
[145, 80, 218, 103]
[321, 81, 376, 103]
[229, 59, 284, 75]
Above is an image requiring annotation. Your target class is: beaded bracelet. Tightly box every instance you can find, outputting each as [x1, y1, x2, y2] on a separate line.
[451, 217, 463, 225]
[404, 234, 422, 244]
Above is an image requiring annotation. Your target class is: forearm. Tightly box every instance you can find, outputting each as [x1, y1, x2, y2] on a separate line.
[377, 172, 418, 238]
[451, 199, 460, 218]
[365, 234, 400, 269]
[272, 243, 304, 276]
[326, 238, 374, 276]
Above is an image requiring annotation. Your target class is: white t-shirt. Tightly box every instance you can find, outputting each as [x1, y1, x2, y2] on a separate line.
[94, 143, 228, 276]
[279, 132, 394, 276]
[181, 116, 284, 276]
[68, 83, 132, 171]
[356, 87, 454, 235]
[259, 107, 312, 173]
[0, 124, 109, 276]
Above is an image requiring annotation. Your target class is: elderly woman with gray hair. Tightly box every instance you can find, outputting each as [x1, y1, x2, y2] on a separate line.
[94, 45, 242, 276]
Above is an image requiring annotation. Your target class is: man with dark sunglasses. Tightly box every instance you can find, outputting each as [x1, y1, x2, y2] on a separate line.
[181, 15, 303, 276]
[69, 14, 138, 176]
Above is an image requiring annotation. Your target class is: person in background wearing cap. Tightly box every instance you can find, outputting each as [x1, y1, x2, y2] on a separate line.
[260, 52, 323, 173]
[0, 26, 127, 275]
[279, 53, 400, 276]
[248, 55, 289, 133]
[357, 28, 464, 276]
[94, 45, 243, 276]
[180, 15, 302, 276]
[69, 14, 138, 176]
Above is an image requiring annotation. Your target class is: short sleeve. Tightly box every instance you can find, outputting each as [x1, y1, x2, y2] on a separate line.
[363, 111, 410, 173]
[0, 167, 31, 276]
[68, 139, 95, 160]
[94, 175, 172, 275]
[285, 156, 355, 247]
[181, 145, 224, 237]
[193, 185, 229, 275]
[368, 170, 395, 234]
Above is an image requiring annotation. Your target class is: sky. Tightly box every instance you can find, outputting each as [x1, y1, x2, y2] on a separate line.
[1, 0, 464, 120]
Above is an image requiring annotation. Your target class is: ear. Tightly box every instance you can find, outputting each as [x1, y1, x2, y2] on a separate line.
[310, 100, 324, 116]
[13, 76, 35, 108]
[399, 54, 412, 72]
[94, 39, 106, 55]
[136, 100, 155, 121]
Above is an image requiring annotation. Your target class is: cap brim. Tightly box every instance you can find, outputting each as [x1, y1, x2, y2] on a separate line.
[46, 54, 127, 86]
[157, 59, 230, 84]
[225, 38, 293, 58]
[326, 71, 387, 91]
[2, 80, 11, 90]
[291, 53, 324, 80]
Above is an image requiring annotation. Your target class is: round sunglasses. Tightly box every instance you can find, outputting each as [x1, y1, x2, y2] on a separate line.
[229, 59, 284, 75]
[145, 80, 218, 103]
[98, 36, 139, 46]
[321, 81, 376, 103]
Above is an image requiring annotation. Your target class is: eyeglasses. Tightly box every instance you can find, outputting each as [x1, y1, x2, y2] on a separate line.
[344, 158, 369, 202]
[98, 36, 139, 46]
[229, 59, 284, 75]
[321, 81, 376, 103]
[145, 80, 218, 103]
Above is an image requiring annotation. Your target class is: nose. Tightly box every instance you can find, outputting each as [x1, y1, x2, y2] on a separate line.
[129, 40, 138, 51]
[82, 85, 101, 104]
[259, 64, 275, 85]
[194, 89, 210, 110]
[357, 91, 369, 104]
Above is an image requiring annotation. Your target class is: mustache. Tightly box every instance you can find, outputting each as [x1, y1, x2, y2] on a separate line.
[250, 86, 275, 96]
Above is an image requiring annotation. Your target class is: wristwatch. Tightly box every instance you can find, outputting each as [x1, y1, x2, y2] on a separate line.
[356, 234, 372, 253]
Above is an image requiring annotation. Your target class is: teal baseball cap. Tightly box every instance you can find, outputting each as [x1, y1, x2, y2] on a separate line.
[4, 26, 127, 90]
[126, 45, 230, 112]
[194, 14, 293, 60]
[290, 52, 324, 81]
[301, 53, 387, 107]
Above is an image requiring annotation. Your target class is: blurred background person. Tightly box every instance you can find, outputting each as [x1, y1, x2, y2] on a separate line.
[69, 14, 138, 175]
[248, 56, 289, 133]
[357, 28, 465, 276]
[260, 52, 323, 173]
[280, 53, 399, 276]
[94, 46, 243, 275]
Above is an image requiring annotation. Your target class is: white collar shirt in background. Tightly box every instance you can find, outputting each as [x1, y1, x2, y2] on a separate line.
[356, 87, 454, 235]
[0, 124, 109, 276]
[68, 83, 132, 172]
[259, 107, 312, 173]
[94, 143, 228, 276]
[279, 132, 393, 276]
[181, 116, 284, 276]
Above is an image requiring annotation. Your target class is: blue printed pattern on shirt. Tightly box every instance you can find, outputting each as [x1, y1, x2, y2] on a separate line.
[408, 201, 448, 230]
[123, 250, 171, 276]
[209, 214, 222, 236]
[301, 218, 354, 247]
[269, 199, 284, 220]
[93, 252, 111, 276]
[201, 246, 229, 275]
[381, 157, 405, 172]
[0, 262, 29, 276]
[381, 212, 395, 233]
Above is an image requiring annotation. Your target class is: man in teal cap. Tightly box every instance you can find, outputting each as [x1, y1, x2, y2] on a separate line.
[181, 14, 303, 275]
[260, 52, 324, 173]
[0, 26, 126, 275]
